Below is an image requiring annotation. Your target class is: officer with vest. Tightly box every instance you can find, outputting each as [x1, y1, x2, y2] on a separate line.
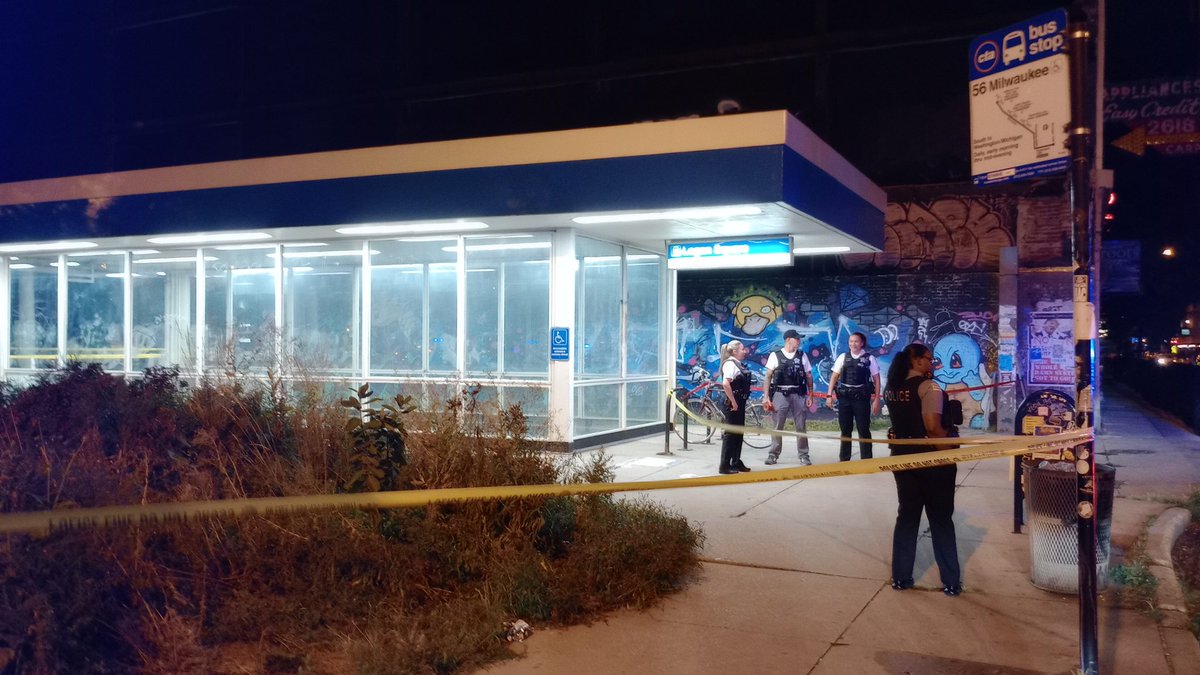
[762, 329, 817, 465]
[883, 342, 961, 597]
[825, 332, 882, 461]
[718, 339, 752, 475]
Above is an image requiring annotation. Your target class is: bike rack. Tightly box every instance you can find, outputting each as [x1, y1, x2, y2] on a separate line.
[659, 394, 674, 456]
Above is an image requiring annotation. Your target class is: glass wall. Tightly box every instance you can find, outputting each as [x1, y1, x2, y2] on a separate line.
[572, 238, 666, 438]
[575, 238, 622, 379]
[131, 251, 196, 372]
[0, 231, 667, 443]
[465, 234, 550, 379]
[283, 243, 362, 376]
[66, 252, 125, 371]
[370, 239, 458, 375]
[205, 247, 277, 372]
[9, 254, 59, 369]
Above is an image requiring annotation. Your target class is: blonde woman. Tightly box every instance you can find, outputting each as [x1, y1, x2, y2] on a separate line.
[719, 340, 752, 475]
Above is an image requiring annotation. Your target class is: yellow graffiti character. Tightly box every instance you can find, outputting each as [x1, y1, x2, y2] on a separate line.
[732, 294, 781, 336]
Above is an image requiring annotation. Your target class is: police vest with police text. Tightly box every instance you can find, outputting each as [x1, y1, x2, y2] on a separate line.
[884, 375, 934, 456]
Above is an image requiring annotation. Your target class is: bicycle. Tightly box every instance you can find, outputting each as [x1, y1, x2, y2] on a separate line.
[740, 400, 772, 449]
[671, 368, 771, 448]
[671, 369, 723, 445]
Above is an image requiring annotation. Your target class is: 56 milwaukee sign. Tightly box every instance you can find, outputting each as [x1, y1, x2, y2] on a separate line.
[969, 8, 1071, 185]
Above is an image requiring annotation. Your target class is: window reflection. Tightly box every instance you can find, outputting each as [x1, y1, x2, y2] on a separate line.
[204, 247, 277, 373]
[370, 239, 458, 375]
[9, 255, 59, 369]
[65, 253, 124, 371]
[131, 251, 197, 371]
[284, 244, 362, 375]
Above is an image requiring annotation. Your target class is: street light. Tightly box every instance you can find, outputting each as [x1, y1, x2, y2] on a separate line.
[1162, 246, 1176, 258]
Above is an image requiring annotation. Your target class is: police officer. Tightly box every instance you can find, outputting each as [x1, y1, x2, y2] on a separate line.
[762, 329, 816, 465]
[883, 342, 962, 597]
[826, 332, 881, 461]
[719, 339, 752, 475]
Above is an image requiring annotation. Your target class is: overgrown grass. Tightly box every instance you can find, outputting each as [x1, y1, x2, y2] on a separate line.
[1111, 556, 1160, 616]
[1171, 489, 1200, 641]
[0, 364, 705, 673]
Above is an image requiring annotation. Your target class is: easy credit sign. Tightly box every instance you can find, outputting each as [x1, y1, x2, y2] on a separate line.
[969, 8, 1070, 185]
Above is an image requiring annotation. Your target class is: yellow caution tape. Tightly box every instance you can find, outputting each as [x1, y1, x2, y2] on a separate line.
[0, 422, 1091, 535]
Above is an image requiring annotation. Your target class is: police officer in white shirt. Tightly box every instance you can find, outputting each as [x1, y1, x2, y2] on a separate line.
[826, 331, 882, 461]
[762, 329, 817, 465]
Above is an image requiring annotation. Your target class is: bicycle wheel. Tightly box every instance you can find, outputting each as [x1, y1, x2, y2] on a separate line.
[673, 398, 717, 444]
[742, 403, 774, 449]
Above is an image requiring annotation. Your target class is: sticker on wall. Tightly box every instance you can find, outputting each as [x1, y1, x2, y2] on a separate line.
[1027, 311, 1073, 384]
[1016, 388, 1076, 438]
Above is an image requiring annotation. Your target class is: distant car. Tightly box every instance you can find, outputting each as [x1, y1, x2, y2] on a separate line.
[1002, 31, 1026, 65]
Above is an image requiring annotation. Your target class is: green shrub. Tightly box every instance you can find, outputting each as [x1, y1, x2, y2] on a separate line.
[0, 370, 705, 674]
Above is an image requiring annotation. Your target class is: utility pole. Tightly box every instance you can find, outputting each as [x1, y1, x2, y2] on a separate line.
[1066, 2, 1098, 673]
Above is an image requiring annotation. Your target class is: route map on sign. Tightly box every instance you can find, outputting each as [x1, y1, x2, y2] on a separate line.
[969, 8, 1070, 185]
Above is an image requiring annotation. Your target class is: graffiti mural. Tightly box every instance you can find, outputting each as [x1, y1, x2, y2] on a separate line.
[677, 274, 999, 430]
[838, 196, 1017, 272]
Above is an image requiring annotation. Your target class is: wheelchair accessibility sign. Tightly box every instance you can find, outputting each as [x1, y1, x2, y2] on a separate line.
[550, 327, 570, 361]
[969, 8, 1070, 185]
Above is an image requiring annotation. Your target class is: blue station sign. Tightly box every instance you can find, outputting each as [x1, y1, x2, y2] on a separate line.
[666, 237, 793, 270]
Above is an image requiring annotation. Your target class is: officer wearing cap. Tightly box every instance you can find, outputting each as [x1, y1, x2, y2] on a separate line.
[762, 329, 816, 465]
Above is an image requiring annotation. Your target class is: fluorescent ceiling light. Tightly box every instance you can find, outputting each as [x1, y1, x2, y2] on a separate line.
[274, 250, 374, 259]
[106, 272, 146, 278]
[572, 206, 762, 224]
[214, 242, 326, 250]
[50, 261, 81, 267]
[792, 246, 851, 254]
[69, 249, 159, 257]
[393, 236, 458, 243]
[9, 263, 34, 269]
[0, 241, 99, 253]
[146, 232, 271, 245]
[442, 242, 551, 252]
[335, 222, 489, 235]
[134, 256, 217, 264]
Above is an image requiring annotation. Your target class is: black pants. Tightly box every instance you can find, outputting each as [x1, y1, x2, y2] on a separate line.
[721, 398, 747, 470]
[838, 394, 872, 461]
[891, 464, 960, 587]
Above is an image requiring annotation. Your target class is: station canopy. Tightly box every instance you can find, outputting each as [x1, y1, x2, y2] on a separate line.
[0, 111, 884, 254]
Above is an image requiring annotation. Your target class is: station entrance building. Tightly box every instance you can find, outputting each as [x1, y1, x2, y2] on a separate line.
[0, 111, 884, 448]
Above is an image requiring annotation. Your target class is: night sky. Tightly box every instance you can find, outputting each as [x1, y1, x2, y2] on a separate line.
[1, 0, 1197, 340]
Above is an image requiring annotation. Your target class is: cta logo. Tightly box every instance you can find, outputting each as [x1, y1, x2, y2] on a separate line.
[974, 40, 999, 74]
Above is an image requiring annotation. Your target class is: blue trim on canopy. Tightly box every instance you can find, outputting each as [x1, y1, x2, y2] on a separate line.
[781, 148, 884, 249]
[0, 145, 879, 245]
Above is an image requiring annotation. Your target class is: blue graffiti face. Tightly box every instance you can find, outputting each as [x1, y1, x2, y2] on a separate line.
[931, 333, 982, 385]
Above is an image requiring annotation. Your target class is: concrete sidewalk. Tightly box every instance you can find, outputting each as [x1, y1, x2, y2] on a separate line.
[483, 388, 1200, 675]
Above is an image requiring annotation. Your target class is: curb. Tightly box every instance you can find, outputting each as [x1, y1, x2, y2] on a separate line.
[1144, 506, 1200, 675]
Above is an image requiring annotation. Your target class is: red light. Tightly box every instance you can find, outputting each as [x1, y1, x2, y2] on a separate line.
[1103, 213, 1114, 221]
[1107, 192, 1117, 206]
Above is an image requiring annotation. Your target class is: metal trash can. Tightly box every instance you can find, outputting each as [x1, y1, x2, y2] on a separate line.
[1024, 461, 1115, 593]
